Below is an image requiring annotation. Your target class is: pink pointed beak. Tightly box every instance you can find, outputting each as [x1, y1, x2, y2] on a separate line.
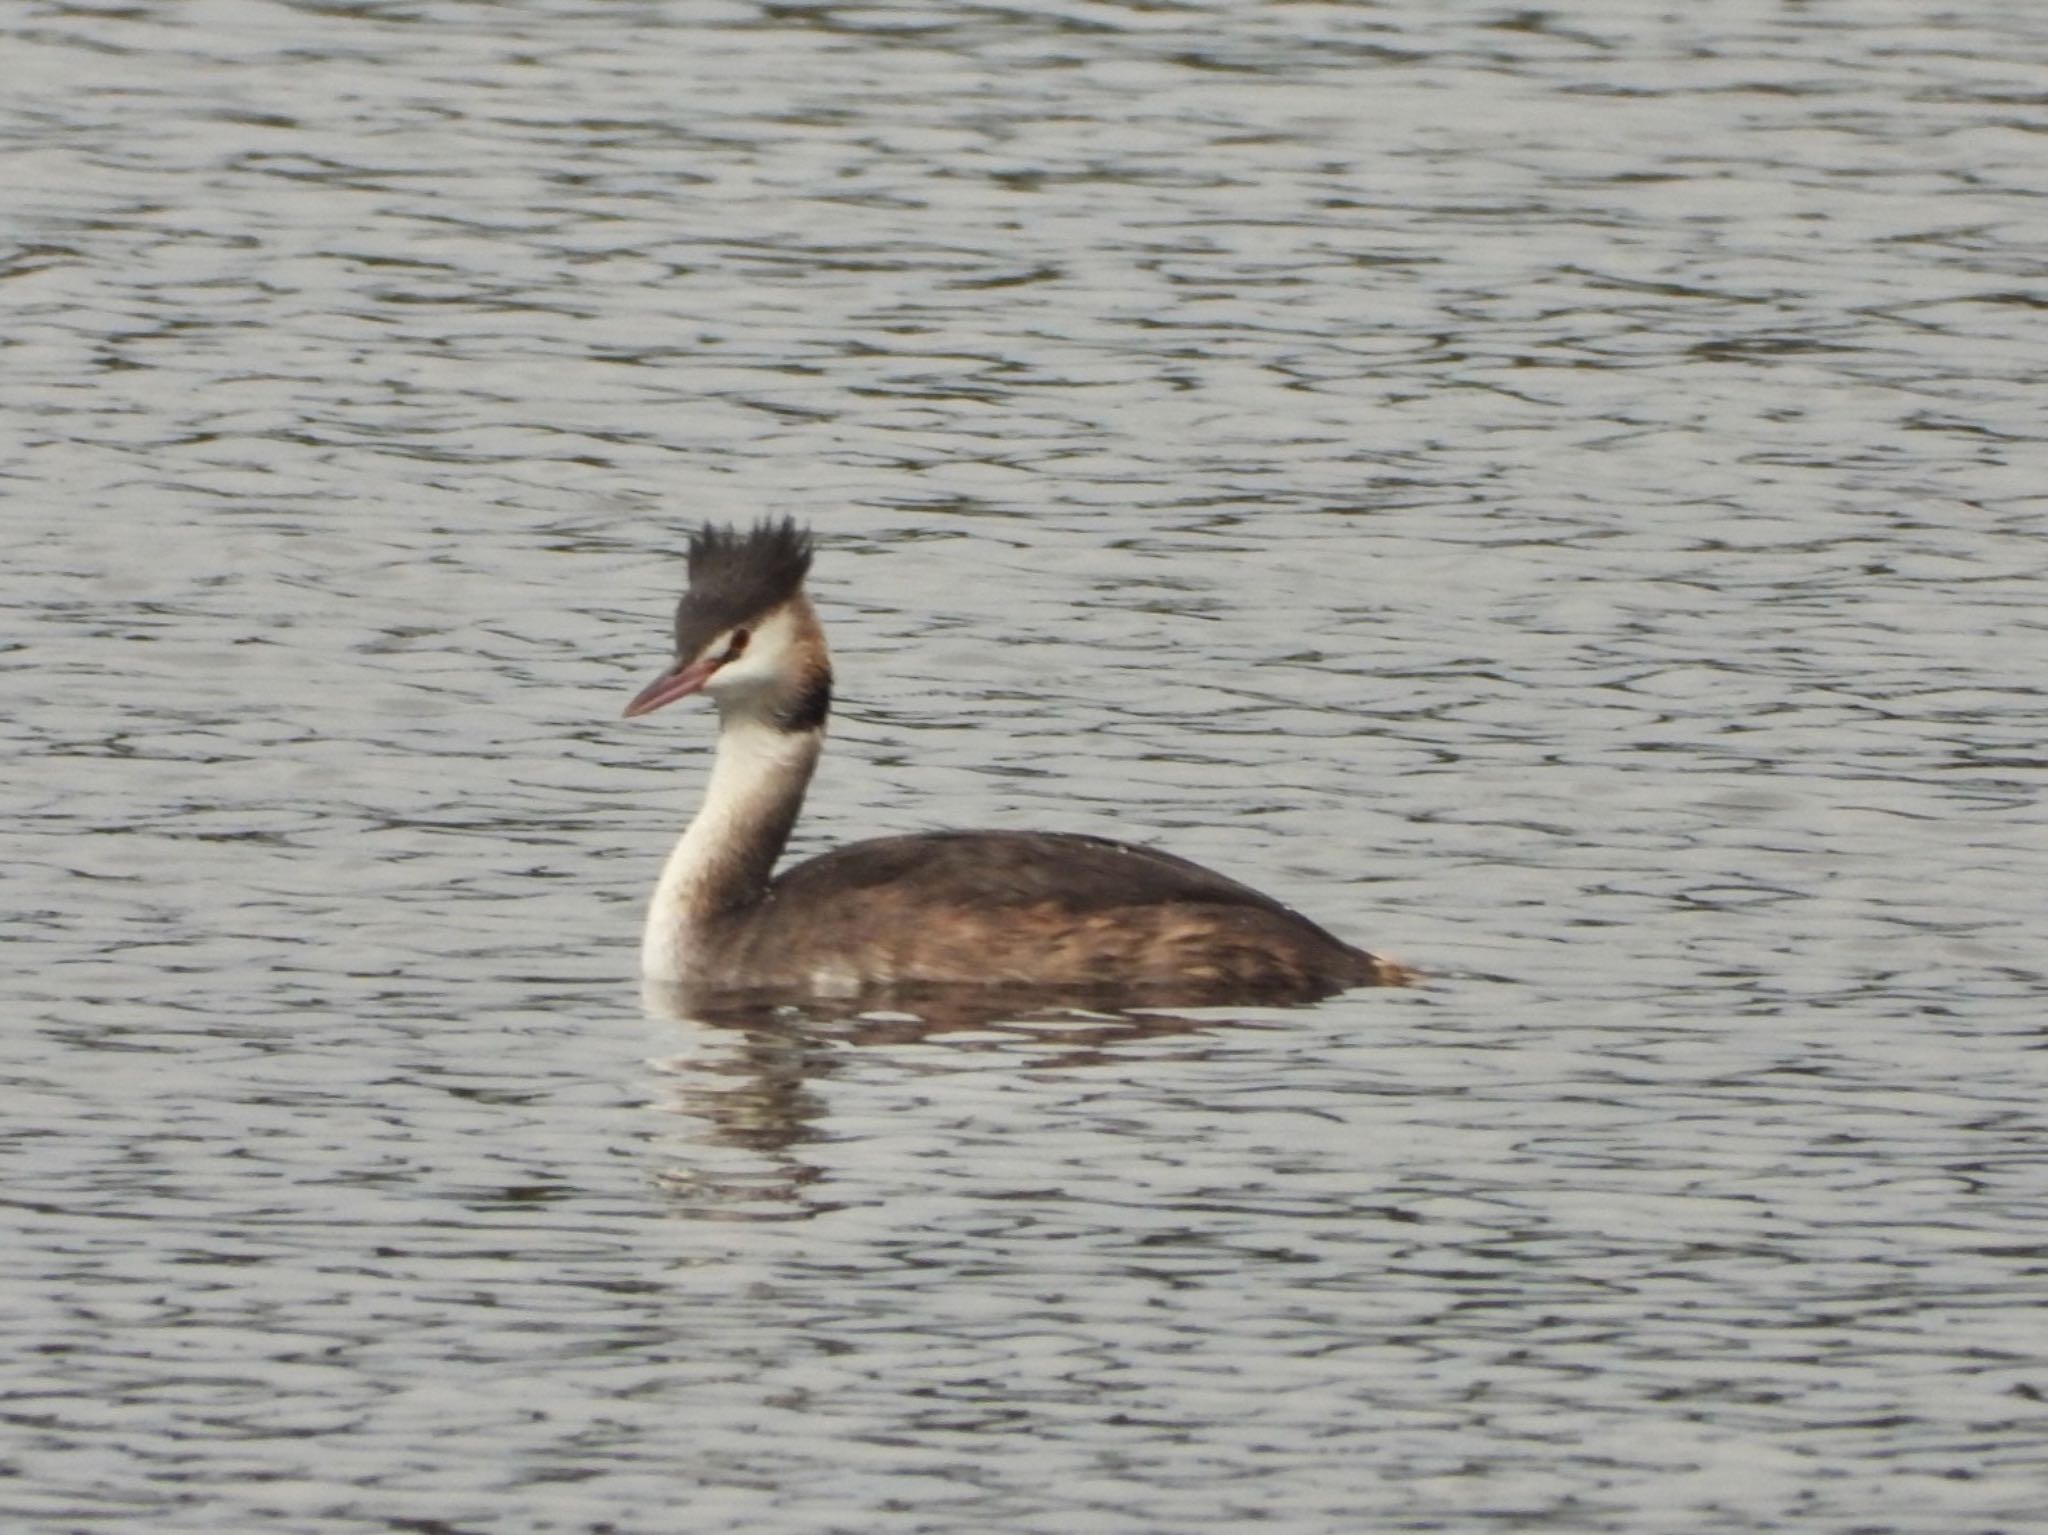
[623, 656, 720, 718]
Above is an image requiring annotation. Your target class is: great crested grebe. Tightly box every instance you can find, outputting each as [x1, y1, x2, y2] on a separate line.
[624, 520, 1410, 1002]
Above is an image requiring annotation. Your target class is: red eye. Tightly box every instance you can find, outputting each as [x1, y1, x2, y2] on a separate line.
[723, 628, 750, 661]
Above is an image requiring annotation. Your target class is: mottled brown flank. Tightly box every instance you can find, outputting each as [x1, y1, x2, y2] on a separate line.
[684, 829, 1411, 1003]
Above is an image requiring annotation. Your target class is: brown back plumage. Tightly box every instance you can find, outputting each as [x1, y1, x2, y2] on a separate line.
[690, 829, 1408, 1002]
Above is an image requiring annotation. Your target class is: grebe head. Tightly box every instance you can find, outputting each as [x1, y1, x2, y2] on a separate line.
[623, 519, 830, 727]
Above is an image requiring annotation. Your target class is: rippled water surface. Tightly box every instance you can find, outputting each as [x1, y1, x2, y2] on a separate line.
[6, 2, 2047, 1531]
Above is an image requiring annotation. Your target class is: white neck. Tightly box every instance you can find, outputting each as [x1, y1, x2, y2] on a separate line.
[640, 706, 822, 982]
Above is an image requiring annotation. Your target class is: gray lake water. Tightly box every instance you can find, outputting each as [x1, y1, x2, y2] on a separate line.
[6, 2, 2047, 1531]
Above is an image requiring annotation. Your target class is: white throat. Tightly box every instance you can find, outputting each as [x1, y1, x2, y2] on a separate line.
[640, 708, 822, 982]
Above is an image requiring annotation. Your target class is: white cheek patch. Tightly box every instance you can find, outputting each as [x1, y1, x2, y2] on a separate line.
[705, 607, 801, 700]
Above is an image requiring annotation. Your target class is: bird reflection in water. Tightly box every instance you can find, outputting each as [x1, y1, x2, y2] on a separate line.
[638, 978, 1275, 1217]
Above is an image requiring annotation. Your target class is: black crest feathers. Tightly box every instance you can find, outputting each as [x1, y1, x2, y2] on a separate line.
[673, 519, 814, 654]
